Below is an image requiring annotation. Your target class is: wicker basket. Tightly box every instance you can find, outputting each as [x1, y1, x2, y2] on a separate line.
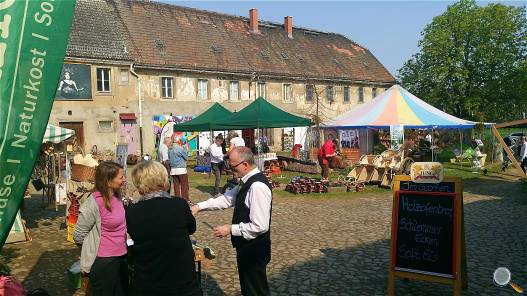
[71, 164, 96, 183]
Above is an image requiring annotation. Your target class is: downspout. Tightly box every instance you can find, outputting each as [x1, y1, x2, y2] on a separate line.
[130, 64, 144, 156]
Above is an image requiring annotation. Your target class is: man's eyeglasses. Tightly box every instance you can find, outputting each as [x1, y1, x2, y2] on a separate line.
[229, 161, 246, 169]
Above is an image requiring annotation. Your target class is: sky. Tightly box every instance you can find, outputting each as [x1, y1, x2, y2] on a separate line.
[160, 0, 525, 77]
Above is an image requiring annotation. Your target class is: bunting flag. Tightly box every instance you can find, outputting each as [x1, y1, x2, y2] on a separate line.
[0, 0, 77, 248]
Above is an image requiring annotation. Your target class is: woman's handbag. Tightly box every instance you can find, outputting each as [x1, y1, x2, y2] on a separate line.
[0, 275, 26, 296]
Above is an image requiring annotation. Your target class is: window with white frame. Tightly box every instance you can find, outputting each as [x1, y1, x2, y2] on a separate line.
[229, 81, 239, 101]
[372, 87, 377, 99]
[96, 68, 111, 92]
[358, 86, 364, 103]
[197, 79, 208, 100]
[343, 86, 350, 103]
[119, 69, 129, 85]
[161, 77, 174, 99]
[326, 85, 334, 103]
[98, 120, 113, 132]
[283, 83, 293, 102]
[306, 84, 314, 103]
[257, 82, 266, 99]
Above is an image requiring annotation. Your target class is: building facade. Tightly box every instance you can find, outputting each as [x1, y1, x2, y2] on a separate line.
[49, 0, 395, 156]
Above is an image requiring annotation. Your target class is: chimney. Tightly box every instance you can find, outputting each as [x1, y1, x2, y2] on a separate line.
[284, 16, 293, 38]
[249, 8, 259, 33]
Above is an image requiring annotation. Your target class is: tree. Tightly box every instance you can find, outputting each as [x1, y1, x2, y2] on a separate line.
[298, 78, 340, 148]
[398, 0, 527, 122]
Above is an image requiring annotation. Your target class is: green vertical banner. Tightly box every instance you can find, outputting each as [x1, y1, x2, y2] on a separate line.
[0, 0, 77, 249]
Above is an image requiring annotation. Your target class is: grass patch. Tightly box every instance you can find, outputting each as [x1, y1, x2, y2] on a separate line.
[443, 163, 486, 180]
[188, 160, 518, 200]
[188, 166, 391, 200]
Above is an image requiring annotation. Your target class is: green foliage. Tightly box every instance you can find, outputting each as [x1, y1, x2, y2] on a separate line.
[398, 0, 527, 122]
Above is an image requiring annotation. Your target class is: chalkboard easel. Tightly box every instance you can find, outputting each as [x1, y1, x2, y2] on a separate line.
[387, 175, 467, 296]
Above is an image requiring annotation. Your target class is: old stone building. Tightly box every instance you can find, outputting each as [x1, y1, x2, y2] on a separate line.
[49, 0, 395, 156]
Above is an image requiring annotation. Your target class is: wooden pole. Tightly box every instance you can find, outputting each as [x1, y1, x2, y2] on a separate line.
[459, 129, 463, 168]
[490, 125, 526, 176]
[494, 119, 527, 129]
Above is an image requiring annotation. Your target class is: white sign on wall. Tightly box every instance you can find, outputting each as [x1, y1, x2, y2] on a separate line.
[390, 125, 404, 150]
[339, 129, 360, 149]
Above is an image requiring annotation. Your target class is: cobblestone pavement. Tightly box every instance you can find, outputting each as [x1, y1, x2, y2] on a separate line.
[1, 175, 526, 296]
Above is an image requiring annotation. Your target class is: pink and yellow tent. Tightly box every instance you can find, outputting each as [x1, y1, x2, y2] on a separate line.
[323, 85, 478, 129]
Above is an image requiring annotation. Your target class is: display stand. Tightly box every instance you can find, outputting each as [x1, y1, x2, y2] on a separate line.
[387, 173, 467, 296]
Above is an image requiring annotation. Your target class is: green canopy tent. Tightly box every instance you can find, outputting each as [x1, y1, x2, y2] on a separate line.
[213, 97, 312, 130]
[173, 103, 233, 132]
[214, 97, 313, 169]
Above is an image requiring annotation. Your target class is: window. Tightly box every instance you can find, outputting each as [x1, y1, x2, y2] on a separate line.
[326, 85, 334, 103]
[229, 81, 239, 101]
[96, 68, 111, 92]
[98, 120, 113, 132]
[358, 86, 364, 103]
[343, 86, 350, 103]
[372, 87, 377, 99]
[257, 82, 266, 99]
[283, 84, 292, 102]
[119, 69, 129, 85]
[306, 84, 314, 103]
[161, 77, 174, 99]
[197, 79, 208, 100]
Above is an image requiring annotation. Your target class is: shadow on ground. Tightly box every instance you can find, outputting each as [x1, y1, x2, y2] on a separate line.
[463, 177, 526, 200]
[200, 273, 228, 296]
[22, 194, 66, 229]
[22, 250, 80, 296]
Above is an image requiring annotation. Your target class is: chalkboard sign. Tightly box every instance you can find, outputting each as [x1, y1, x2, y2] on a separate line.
[393, 191, 456, 278]
[388, 175, 466, 296]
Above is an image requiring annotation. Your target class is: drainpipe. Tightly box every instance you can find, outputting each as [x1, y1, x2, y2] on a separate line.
[130, 63, 144, 156]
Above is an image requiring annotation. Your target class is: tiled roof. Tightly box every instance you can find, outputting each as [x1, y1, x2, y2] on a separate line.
[119, 113, 137, 120]
[66, 0, 133, 61]
[69, 0, 395, 84]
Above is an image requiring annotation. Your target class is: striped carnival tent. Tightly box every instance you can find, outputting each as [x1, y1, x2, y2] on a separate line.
[323, 85, 479, 129]
[43, 124, 75, 143]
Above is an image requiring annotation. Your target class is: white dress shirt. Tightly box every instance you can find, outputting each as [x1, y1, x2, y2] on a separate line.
[158, 143, 169, 162]
[209, 143, 224, 164]
[520, 142, 527, 162]
[197, 168, 272, 240]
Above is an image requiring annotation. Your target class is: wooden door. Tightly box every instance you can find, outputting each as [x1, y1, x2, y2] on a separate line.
[59, 122, 84, 151]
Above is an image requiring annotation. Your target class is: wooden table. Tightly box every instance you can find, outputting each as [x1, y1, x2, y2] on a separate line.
[194, 246, 212, 291]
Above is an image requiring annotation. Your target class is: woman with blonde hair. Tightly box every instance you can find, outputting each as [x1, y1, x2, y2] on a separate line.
[126, 160, 200, 296]
[73, 161, 128, 296]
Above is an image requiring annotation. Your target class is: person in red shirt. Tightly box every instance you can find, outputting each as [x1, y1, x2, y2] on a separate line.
[290, 144, 302, 158]
[318, 135, 336, 180]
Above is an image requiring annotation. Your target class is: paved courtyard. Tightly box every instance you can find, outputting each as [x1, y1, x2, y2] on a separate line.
[1, 174, 526, 296]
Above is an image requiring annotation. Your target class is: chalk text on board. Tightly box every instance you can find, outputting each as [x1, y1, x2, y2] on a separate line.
[399, 218, 443, 236]
[398, 245, 439, 263]
[401, 196, 452, 218]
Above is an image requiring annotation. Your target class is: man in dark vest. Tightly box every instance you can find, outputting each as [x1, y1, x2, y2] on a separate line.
[192, 146, 272, 296]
